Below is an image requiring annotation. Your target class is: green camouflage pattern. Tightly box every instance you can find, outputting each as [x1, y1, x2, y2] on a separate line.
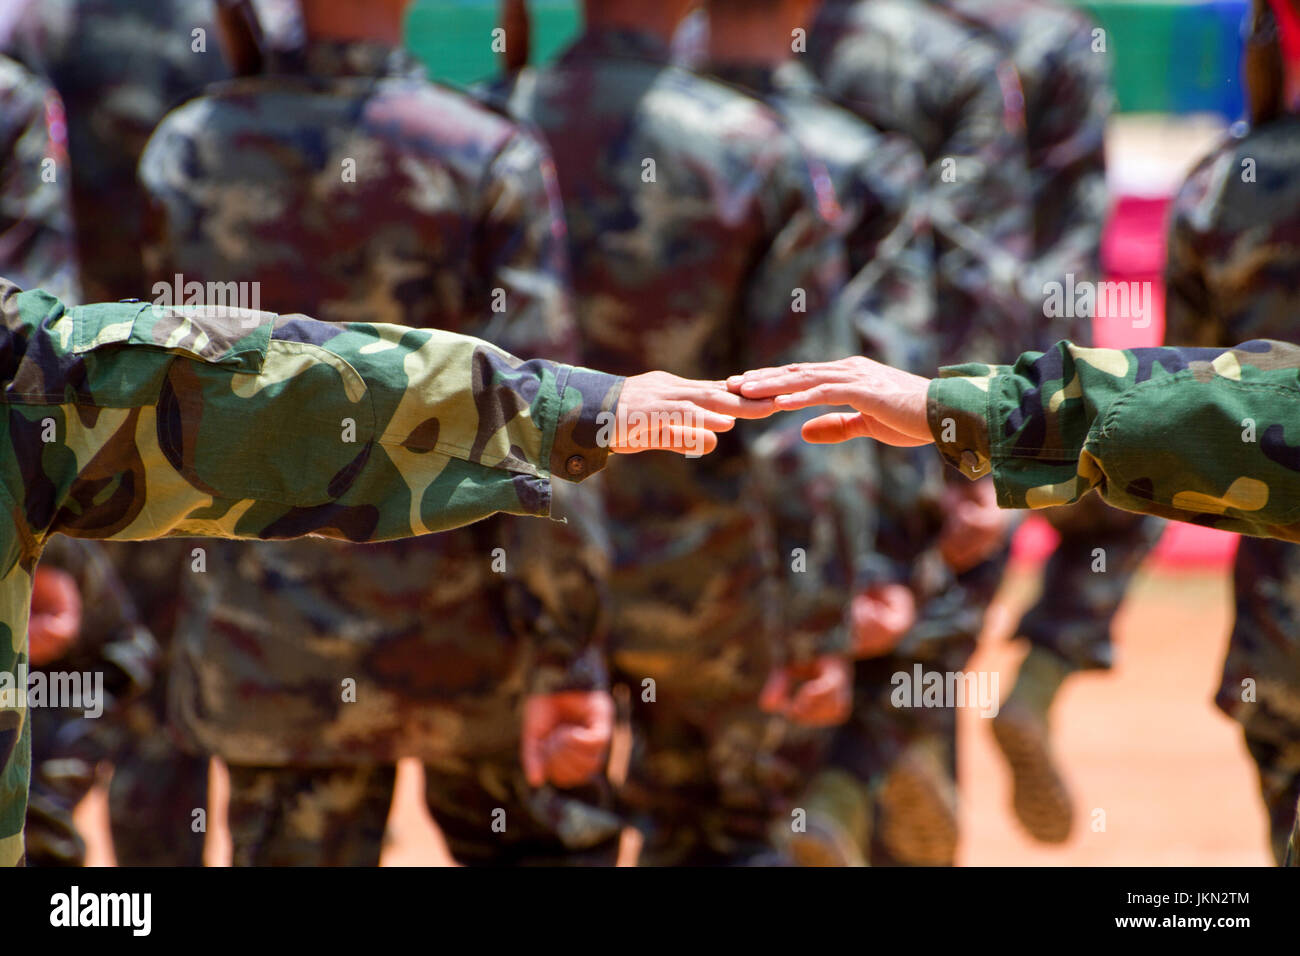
[928, 338, 1300, 540]
[1165, 112, 1300, 865]
[0, 279, 621, 866]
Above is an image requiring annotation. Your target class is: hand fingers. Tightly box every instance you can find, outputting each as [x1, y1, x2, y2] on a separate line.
[803, 411, 931, 447]
[689, 386, 778, 420]
[728, 361, 859, 396]
[801, 411, 871, 444]
[611, 424, 718, 456]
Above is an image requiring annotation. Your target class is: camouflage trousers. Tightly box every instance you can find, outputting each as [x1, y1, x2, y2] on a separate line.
[106, 715, 208, 867]
[617, 695, 795, 866]
[423, 758, 621, 867]
[1016, 495, 1164, 671]
[1217, 535, 1300, 866]
[226, 764, 398, 867]
[228, 761, 621, 866]
[606, 570, 794, 864]
[25, 706, 102, 867]
[798, 547, 1004, 866]
[27, 697, 208, 867]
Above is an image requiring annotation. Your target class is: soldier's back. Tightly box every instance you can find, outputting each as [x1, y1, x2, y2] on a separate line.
[1166, 117, 1300, 347]
[3, 0, 229, 301]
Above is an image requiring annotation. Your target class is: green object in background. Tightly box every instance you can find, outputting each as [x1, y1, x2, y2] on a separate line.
[405, 0, 579, 89]
[403, 0, 1245, 117]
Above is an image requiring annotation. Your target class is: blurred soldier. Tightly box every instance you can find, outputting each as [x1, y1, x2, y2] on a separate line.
[25, 538, 159, 866]
[764, 0, 1025, 864]
[1163, 0, 1300, 864]
[496, 0, 863, 866]
[0, 0, 258, 866]
[94, 539, 208, 866]
[0, 0, 229, 302]
[0, 53, 78, 302]
[934, 0, 1164, 847]
[697, 0, 977, 868]
[809, 0, 1032, 362]
[0, 276, 757, 867]
[141, 0, 622, 866]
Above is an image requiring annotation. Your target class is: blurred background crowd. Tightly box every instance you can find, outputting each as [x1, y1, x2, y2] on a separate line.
[2, 0, 1297, 866]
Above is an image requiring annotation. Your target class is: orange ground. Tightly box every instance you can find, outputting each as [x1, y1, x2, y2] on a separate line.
[74, 563, 1273, 866]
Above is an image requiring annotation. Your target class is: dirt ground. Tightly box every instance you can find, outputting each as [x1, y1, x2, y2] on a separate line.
[72, 556, 1273, 867]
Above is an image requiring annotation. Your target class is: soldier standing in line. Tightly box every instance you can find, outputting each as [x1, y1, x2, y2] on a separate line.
[1163, 0, 1300, 865]
[142, 0, 621, 866]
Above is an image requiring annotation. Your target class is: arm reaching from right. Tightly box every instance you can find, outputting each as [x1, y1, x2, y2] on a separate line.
[732, 340, 1300, 543]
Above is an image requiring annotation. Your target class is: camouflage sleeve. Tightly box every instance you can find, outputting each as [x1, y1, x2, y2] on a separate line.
[33, 536, 159, 709]
[0, 58, 80, 304]
[7, 287, 622, 554]
[928, 339, 1300, 540]
[741, 149, 861, 659]
[473, 128, 609, 694]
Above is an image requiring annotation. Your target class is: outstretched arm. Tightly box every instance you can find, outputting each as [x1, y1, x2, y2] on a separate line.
[733, 341, 1300, 542]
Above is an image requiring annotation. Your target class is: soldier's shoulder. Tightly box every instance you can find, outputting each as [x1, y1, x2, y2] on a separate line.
[1171, 120, 1300, 239]
[647, 67, 791, 156]
[150, 74, 527, 168]
[778, 87, 922, 182]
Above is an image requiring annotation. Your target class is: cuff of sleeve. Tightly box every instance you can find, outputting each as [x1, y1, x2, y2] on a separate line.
[548, 366, 623, 483]
[927, 369, 997, 482]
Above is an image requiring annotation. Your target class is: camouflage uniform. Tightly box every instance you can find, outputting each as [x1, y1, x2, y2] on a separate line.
[800, 0, 1035, 861]
[500, 27, 854, 865]
[2, 0, 229, 303]
[696, 51, 963, 865]
[140, 38, 620, 866]
[937, 0, 1161, 678]
[0, 54, 78, 304]
[1, 0, 255, 865]
[94, 538, 208, 867]
[24, 536, 158, 866]
[1164, 114, 1300, 864]
[0, 280, 622, 867]
[809, 0, 1033, 364]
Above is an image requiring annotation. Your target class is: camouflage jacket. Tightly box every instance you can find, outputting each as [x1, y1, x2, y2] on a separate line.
[1165, 115, 1300, 349]
[0, 54, 78, 303]
[139, 38, 613, 765]
[929, 339, 1300, 540]
[940, 0, 1111, 345]
[0, 280, 620, 865]
[809, 0, 1034, 364]
[500, 28, 854, 668]
[2, 0, 230, 302]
